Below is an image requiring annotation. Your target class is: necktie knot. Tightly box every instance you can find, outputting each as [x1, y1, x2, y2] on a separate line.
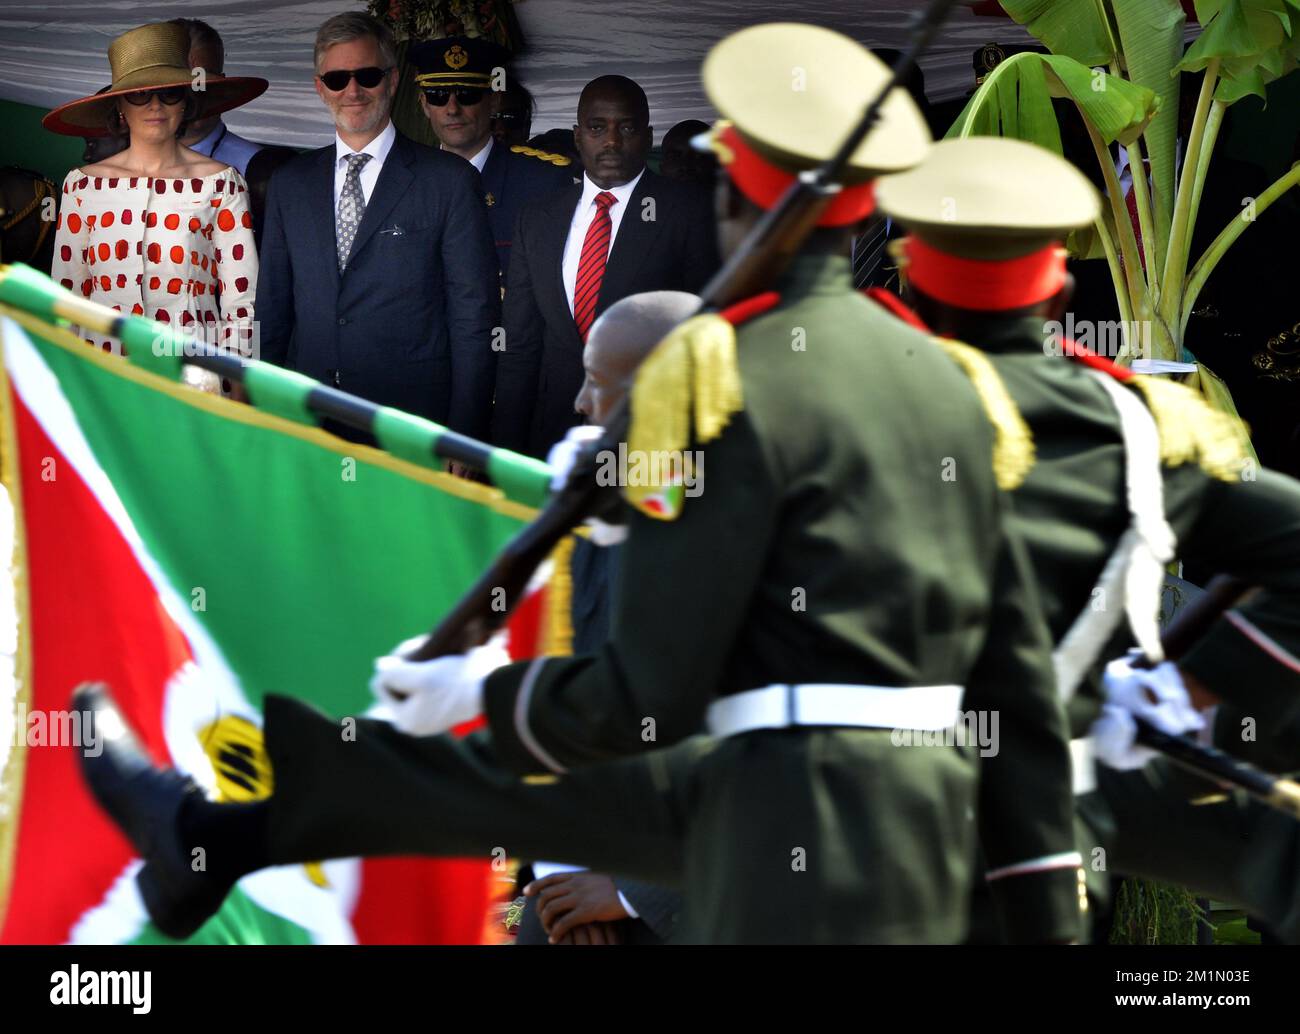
[345, 153, 372, 176]
[594, 190, 617, 211]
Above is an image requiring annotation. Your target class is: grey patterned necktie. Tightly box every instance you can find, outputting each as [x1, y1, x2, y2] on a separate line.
[336, 152, 372, 271]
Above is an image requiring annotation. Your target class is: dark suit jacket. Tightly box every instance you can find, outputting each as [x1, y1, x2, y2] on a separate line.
[256, 131, 500, 439]
[490, 168, 719, 458]
[479, 140, 575, 277]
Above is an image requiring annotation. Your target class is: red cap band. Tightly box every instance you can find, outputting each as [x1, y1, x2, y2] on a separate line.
[904, 235, 1067, 311]
[717, 124, 876, 227]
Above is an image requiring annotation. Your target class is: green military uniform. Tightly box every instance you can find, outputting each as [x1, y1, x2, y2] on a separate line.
[876, 137, 1300, 939]
[253, 26, 1084, 944]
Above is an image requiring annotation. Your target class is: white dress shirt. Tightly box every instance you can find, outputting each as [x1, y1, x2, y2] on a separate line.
[463, 136, 493, 174]
[561, 169, 645, 315]
[333, 119, 397, 207]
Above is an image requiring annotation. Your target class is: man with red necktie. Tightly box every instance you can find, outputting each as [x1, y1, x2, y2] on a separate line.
[490, 75, 719, 458]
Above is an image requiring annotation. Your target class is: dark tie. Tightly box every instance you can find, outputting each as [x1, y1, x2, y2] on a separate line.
[573, 191, 618, 341]
[337, 152, 372, 271]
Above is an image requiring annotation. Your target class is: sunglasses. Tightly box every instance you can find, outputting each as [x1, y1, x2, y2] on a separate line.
[122, 86, 188, 106]
[318, 66, 390, 92]
[422, 88, 486, 108]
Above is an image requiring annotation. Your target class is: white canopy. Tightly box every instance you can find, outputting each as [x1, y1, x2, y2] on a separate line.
[0, 1, 1043, 148]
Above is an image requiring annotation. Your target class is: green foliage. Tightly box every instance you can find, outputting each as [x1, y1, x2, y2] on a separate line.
[947, 54, 1158, 150]
[996, 0, 1120, 65]
[1181, 0, 1300, 102]
[1110, 878, 1205, 943]
[946, 0, 1300, 421]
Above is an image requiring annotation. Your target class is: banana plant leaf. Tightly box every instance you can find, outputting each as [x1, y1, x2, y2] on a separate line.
[1180, 0, 1300, 101]
[947, 52, 1160, 149]
[1110, 0, 1186, 268]
[996, 0, 1121, 65]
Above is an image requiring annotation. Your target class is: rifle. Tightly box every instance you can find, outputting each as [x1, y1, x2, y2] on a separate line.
[405, 0, 963, 661]
[1132, 575, 1300, 819]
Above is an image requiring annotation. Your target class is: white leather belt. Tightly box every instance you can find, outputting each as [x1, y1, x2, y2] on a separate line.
[706, 683, 965, 737]
[1070, 736, 1096, 796]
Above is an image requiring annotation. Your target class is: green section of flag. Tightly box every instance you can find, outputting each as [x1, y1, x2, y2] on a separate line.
[130, 885, 315, 945]
[29, 328, 533, 717]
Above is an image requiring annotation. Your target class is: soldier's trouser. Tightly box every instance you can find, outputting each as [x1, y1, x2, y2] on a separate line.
[263, 695, 978, 943]
[1078, 759, 1300, 943]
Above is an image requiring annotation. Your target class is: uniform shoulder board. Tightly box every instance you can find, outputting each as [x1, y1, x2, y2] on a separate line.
[1128, 374, 1253, 482]
[936, 339, 1036, 491]
[625, 314, 744, 520]
[511, 144, 572, 167]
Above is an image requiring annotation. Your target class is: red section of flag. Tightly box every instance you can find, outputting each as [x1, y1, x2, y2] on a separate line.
[1, 388, 189, 943]
[352, 857, 493, 944]
[349, 579, 550, 943]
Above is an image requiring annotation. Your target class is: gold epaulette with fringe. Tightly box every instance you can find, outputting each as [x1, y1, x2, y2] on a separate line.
[510, 144, 572, 167]
[936, 339, 1036, 491]
[625, 313, 744, 519]
[1129, 374, 1253, 482]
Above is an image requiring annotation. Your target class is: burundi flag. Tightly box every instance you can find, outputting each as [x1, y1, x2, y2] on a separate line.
[0, 266, 568, 945]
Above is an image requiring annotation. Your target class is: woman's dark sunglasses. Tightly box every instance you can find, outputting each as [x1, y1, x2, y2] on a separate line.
[122, 86, 188, 106]
[422, 88, 487, 107]
[318, 66, 390, 91]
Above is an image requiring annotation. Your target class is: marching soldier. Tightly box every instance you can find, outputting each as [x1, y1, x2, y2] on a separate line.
[78, 25, 1080, 944]
[875, 136, 1300, 940]
[410, 36, 574, 278]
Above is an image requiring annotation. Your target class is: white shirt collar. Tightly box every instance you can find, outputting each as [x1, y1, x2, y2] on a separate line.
[578, 168, 644, 211]
[335, 119, 396, 167]
[463, 136, 494, 174]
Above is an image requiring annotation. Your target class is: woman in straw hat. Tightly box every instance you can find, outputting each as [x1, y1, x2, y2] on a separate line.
[45, 22, 268, 396]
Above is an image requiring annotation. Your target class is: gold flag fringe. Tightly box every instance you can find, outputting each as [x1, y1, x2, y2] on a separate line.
[542, 535, 575, 657]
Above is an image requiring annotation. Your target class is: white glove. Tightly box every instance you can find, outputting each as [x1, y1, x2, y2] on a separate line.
[1091, 652, 1205, 771]
[547, 425, 606, 492]
[369, 635, 510, 736]
[545, 425, 629, 547]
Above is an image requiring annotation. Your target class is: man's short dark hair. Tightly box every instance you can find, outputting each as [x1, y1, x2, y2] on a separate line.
[171, 18, 225, 72]
[577, 75, 649, 123]
[501, 78, 535, 118]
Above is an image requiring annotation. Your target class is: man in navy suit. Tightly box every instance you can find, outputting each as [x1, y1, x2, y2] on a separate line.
[256, 13, 499, 442]
[410, 36, 575, 279]
[489, 75, 720, 458]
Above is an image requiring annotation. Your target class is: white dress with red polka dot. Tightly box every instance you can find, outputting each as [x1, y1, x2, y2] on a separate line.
[51, 167, 258, 395]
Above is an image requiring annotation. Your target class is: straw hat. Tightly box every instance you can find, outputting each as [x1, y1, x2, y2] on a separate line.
[43, 22, 268, 137]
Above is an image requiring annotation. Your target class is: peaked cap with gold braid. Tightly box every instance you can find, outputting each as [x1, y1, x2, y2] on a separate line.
[409, 35, 511, 91]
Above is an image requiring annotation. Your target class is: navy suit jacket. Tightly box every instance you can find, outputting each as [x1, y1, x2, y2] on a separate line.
[256, 131, 500, 439]
[490, 169, 719, 458]
[479, 139, 575, 277]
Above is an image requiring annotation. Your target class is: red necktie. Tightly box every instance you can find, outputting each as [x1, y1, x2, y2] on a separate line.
[573, 191, 618, 341]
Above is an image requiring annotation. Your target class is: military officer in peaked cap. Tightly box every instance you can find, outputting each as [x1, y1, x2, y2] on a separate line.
[78, 25, 1080, 944]
[877, 136, 1300, 940]
[410, 35, 574, 278]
